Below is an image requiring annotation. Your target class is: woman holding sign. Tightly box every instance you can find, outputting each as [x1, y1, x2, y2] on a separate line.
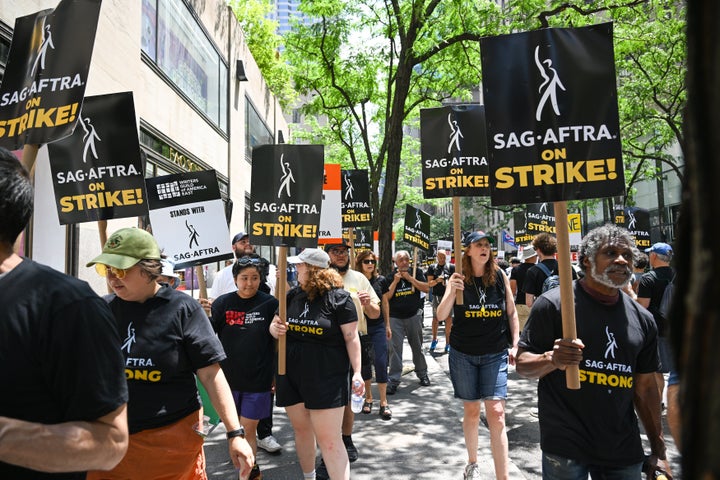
[270, 248, 363, 480]
[437, 231, 519, 480]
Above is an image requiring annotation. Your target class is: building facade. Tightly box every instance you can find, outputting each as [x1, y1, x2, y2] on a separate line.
[0, 0, 288, 293]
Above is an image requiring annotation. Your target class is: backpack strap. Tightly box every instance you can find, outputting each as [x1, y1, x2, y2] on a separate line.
[536, 262, 552, 278]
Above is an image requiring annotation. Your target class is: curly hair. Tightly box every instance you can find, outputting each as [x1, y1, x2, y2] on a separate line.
[578, 224, 636, 273]
[532, 232, 557, 256]
[302, 265, 344, 301]
[354, 250, 377, 279]
[461, 244, 498, 287]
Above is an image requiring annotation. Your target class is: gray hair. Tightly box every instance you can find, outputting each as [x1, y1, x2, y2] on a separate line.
[394, 250, 410, 261]
[578, 224, 636, 272]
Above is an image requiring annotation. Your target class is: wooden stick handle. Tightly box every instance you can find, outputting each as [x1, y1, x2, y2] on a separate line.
[554, 201, 580, 390]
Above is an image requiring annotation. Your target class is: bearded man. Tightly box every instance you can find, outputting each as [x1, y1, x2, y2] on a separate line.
[516, 224, 672, 480]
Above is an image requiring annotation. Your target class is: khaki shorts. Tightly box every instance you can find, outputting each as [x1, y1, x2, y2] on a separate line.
[516, 303, 531, 333]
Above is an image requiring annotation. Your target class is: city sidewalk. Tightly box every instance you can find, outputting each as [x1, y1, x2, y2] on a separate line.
[205, 301, 681, 479]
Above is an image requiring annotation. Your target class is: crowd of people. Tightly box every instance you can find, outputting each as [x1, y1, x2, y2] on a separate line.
[1, 145, 679, 480]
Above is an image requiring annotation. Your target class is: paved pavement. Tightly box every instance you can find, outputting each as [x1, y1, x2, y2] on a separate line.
[205, 302, 682, 479]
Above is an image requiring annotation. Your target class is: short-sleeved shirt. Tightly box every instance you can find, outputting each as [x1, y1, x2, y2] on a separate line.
[211, 291, 278, 392]
[427, 262, 455, 296]
[518, 280, 659, 466]
[276, 287, 357, 409]
[637, 266, 674, 337]
[451, 271, 510, 355]
[340, 269, 381, 329]
[387, 268, 427, 318]
[0, 259, 128, 480]
[367, 275, 389, 326]
[524, 258, 577, 300]
[107, 285, 226, 434]
[510, 262, 534, 304]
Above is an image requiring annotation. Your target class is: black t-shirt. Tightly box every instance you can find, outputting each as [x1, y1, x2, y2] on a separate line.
[0, 259, 128, 480]
[387, 268, 427, 318]
[637, 266, 674, 336]
[510, 262, 534, 304]
[450, 271, 510, 355]
[518, 280, 659, 466]
[427, 262, 455, 296]
[211, 291, 278, 392]
[367, 275, 389, 326]
[524, 259, 577, 300]
[107, 286, 226, 434]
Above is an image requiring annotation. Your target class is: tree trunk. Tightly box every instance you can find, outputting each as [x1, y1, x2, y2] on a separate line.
[674, 2, 720, 478]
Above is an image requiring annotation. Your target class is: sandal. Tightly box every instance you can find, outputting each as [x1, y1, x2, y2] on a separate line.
[379, 405, 392, 421]
[361, 401, 373, 414]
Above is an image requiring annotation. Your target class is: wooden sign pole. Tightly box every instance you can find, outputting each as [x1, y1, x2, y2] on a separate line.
[453, 197, 463, 304]
[277, 245, 288, 375]
[554, 201, 581, 390]
[347, 227, 355, 267]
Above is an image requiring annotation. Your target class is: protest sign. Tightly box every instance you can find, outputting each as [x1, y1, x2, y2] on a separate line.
[403, 205, 431, 251]
[341, 169, 372, 226]
[615, 206, 651, 249]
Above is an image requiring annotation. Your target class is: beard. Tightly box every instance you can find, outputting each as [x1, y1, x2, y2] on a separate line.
[589, 261, 633, 289]
[331, 263, 349, 273]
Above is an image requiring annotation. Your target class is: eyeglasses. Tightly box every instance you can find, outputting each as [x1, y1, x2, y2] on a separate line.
[362, 259, 377, 265]
[329, 249, 349, 256]
[95, 263, 128, 279]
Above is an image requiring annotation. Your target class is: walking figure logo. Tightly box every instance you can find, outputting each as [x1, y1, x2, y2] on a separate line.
[604, 326, 618, 359]
[447, 113, 464, 154]
[31, 23, 55, 77]
[186, 220, 200, 248]
[79, 114, 101, 163]
[122, 322, 136, 354]
[414, 210, 422, 229]
[534, 46, 566, 122]
[300, 302, 310, 318]
[627, 211, 636, 230]
[277, 154, 295, 198]
[344, 172, 354, 200]
[539, 202, 548, 213]
[359, 231, 366, 243]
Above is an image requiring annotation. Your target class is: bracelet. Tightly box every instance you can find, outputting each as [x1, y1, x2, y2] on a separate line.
[226, 427, 245, 439]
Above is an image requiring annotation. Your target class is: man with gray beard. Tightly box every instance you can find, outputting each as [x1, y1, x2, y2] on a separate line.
[516, 224, 672, 480]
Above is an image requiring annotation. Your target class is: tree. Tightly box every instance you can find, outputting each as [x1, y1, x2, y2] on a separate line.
[284, 0, 686, 274]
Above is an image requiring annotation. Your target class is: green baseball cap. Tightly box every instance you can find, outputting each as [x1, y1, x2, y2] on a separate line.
[86, 227, 161, 269]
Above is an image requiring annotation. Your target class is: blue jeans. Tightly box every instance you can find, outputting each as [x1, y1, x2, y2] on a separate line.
[542, 452, 643, 480]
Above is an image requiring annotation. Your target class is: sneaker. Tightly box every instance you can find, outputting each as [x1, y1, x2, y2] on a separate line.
[257, 435, 282, 453]
[464, 463, 480, 480]
[445, 345, 451, 353]
[248, 464, 262, 480]
[419, 375, 431, 386]
[342, 435, 358, 462]
[316, 458, 329, 480]
[429, 339, 438, 352]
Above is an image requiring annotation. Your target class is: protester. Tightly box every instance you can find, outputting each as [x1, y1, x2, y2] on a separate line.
[270, 248, 363, 480]
[158, 258, 181, 289]
[631, 251, 649, 294]
[509, 246, 537, 332]
[516, 224, 672, 480]
[0, 149, 129, 479]
[386, 250, 431, 393]
[437, 231, 518, 480]
[202, 231, 283, 455]
[211, 254, 280, 480]
[636, 242, 675, 401]
[86, 227, 254, 480]
[426, 249, 455, 353]
[354, 249, 392, 420]
[524, 233, 577, 307]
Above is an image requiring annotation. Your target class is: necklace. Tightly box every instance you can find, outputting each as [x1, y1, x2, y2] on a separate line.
[473, 277, 486, 311]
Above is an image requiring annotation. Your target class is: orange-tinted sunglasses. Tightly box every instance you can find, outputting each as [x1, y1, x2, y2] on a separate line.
[95, 263, 129, 279]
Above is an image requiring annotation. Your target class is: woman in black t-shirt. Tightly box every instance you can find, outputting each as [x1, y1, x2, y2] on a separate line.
[437, 231, 519, 480]
[86, 228, 253, 480]
[270, 248, 362, 480]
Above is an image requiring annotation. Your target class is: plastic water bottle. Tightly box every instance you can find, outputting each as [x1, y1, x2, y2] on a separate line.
[350, 381, 363, 413]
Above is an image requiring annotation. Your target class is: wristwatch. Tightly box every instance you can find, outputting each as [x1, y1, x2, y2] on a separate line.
[226, 427, 246, 439]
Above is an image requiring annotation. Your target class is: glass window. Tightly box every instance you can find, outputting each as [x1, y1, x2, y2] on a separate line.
[246, 99, 273, 161]
[141, 0, 227, 133]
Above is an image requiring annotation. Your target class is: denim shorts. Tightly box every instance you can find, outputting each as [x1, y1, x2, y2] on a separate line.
[449, 349, 508, 401]
[542, 452, 643, 480]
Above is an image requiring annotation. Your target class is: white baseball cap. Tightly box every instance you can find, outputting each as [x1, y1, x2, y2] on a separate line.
[287, 248, 330, 268]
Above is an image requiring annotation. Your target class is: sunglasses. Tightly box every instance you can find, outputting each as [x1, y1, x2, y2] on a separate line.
[362, 259, 377, 265]
[329, 249, 349, 256]
[95, 263, 129, 279]
[236, 257, 261, 267]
